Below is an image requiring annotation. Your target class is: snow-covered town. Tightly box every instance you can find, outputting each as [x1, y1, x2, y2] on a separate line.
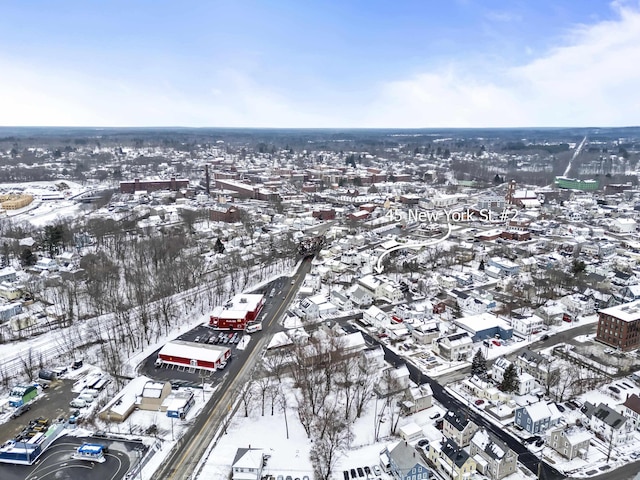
[0, 127, 639, 480]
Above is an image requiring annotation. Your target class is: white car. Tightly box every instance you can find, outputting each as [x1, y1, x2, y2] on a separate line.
[217, 361, 227, 370]
[70, 398, 87, 408]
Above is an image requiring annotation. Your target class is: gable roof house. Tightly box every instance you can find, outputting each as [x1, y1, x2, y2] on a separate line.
[620, 393, 640, 429]
[384, 441, 430, 480]
[582, 402, 634, 445]
[547, 425, 591, 460]
[401, 382, 433, 415]
[428, 439, 477, 480]
[515, 349, 559, 384]
[514, 402, 561, 434]
[347, 284, 374, 307]
[433, 332, 473, 361]
[231, 447, 265, 480]
[442, 408, 479, 447]
[470, 429, 518, 480]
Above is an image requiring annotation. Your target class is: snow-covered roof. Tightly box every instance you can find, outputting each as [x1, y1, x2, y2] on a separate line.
[159, 341, 229, 364]
[599, 300, 640, 322]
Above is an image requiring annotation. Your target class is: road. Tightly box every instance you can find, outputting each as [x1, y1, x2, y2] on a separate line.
[352, 326, 564, 480]
[150, 258, 312, 480]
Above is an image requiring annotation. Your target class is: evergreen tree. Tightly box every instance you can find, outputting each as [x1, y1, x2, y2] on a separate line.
[500, 363, 520, 393]
[20, 248, 37, 267]
[471, 349, 487, 376]
[214, 238, 225, 254]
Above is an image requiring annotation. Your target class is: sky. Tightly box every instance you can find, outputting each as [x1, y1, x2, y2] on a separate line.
[0, 0, 639, 128]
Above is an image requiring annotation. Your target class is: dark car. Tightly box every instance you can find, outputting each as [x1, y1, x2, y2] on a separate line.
[609, 385, 620, 394]
[357, 467, 365, 477]
[343, 471, 350, 480]
[555, 403, 565, 412]
[540, 334, 550, 341]
[364, 466, 371, 475]
[535, 438, 545, 447]
[350, 469, 357, 479]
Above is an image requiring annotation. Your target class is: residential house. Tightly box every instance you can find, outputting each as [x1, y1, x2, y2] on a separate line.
[329, 289, 354, 311]
[411, 322, 441, 345]
[433, 332, 473, 361]
[0, 266, 17, 283]
[0, 303, 22, 322]
[621, 285, 640, 302]
[348, 285, 374, 307]
[363, 305, 390, 328]
[402, 383, 433, 415]
[428, 439, 477, 480]
[510, 314, 545, 337]
[547, 425, 591, 460]
[619, 393, 640, 429]
[442, 408, 479, 447]
[33, 257, 58, 272]
[487, 257, 520, 276]
[515, 349, 559, 384]
[0, 283, 22, 301]
[384, 441, 431, 480]
[514, 402, 561, 434]
[376, 365, 411, 397]
[231, 447, 264, 480]
[560, 293, 595, 316]
[470, 429, 518, 480]
[581, 402, 634, 445]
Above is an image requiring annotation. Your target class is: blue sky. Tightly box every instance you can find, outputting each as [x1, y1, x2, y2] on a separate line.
[0, 0, 638, 127]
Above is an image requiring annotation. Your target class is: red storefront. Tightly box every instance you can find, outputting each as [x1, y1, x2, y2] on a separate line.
[209, 294, 265, 330]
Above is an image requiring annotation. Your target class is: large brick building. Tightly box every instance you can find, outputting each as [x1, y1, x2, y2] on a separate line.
[120, 177, 189, 194]
[596, 300, 640, 351]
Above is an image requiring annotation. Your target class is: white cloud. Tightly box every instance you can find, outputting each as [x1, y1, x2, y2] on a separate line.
[365, 2, 640, 128]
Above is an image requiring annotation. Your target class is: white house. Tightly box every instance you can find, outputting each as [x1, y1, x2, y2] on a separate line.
[511, 315, 545, 337]
[582, 402, 634, 446]
[610, 218, 637, 233]
[363, 305, 390, 328]
[231, 448, 264, 480]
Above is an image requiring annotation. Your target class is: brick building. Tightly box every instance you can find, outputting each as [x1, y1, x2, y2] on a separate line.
[596, 300, 640, 351]
[120, 177, 189, 194]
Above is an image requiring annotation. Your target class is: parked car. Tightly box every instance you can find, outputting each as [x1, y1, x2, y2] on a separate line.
[72, 360, 83, 370]
[208, 336, 216, 344]
[609, 386, 620, 394]
[218, 361, 227, 370]
[372, 465, 382, 476]
[11, 404, 30, 419]
[430, 412, 441, 419]
[535, 438, 545, 447]
[70, 398, 87, 408]
[343, 472, 349, 480]
[357, 467, 365, 477]
[555, 403, 565, 412]
[233, 334, 241, 344]
[364, 466, 371, 475]
[194, 336, 201, 343]
[474, 399, 485, 405]
[154, 358, 163, 368]
[350, 469, 357, 479]
[540, 334, 550, 341]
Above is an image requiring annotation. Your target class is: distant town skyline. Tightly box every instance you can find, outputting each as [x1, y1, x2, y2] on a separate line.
[0, 0, 639, 128]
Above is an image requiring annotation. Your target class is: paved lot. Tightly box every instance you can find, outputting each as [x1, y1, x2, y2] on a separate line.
[0, 379, 76, 442]
[0, 434, 142, 480]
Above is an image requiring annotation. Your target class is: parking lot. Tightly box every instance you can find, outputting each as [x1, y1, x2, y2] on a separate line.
[0, 379, 76, 442]
[0, 434, 143, 480]
[140, 323, 249, 384]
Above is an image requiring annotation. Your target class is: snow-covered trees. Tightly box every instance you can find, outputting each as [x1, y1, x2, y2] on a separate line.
[471, 349, 487, 377]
